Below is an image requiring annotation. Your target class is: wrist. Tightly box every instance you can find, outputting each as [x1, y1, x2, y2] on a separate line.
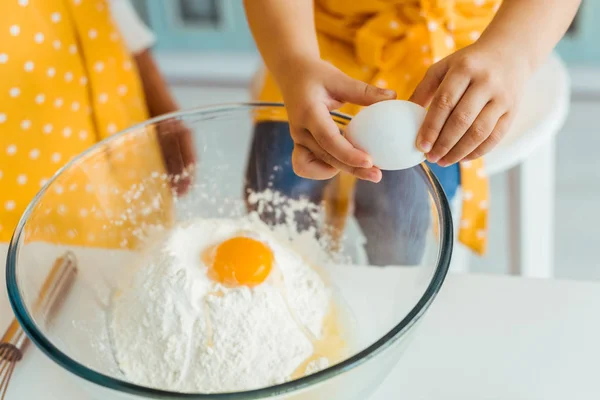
[473, 36, 535, 78]
[148, 95, 179, 117]
[270, 52, 321, 86]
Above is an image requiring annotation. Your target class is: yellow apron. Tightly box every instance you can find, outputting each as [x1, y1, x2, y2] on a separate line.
[0, 0, 170, 248]
[257, 0, 499, 254]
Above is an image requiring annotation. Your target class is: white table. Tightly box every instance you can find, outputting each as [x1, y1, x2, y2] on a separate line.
[3, 254, 600, 400]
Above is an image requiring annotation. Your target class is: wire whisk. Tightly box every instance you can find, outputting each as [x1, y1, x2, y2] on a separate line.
[1, 252, 77, 400]
[0, 340, 23, 400]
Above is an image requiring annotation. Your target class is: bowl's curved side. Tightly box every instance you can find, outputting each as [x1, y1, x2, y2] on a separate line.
[6, 103, 452, 399]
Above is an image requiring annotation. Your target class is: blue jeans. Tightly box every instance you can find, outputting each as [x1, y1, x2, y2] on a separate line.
[245, 122, 460, 265]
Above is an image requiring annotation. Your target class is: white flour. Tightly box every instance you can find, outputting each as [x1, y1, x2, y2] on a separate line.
[109, 215, 339, 393]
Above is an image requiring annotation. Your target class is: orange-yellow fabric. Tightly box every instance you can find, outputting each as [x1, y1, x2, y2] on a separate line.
[0, 0, 170, 247]
[256, 0, 499, 254]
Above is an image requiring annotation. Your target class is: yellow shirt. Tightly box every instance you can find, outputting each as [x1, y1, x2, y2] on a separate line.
[257, 0, 500, 254]
[0, 0, 170, 247]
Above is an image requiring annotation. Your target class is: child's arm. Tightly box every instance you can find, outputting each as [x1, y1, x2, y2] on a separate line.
[134, 49, 180, 116]
[244, 0, 393, 183]
[243, 0, 319, 80]
[411, 0, 581, 166]
[134, 50, 196, 195]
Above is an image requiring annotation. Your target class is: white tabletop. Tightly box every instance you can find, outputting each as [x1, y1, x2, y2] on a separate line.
[3, 246, 600, 399]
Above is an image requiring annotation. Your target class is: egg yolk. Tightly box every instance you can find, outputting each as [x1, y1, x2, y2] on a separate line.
[209, 237, 273, 287]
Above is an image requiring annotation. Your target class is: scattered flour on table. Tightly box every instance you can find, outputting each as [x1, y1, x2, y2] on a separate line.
[109, 210, 347, 393]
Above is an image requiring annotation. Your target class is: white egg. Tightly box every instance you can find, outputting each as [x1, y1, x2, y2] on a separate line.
[345, 100, 426, 170]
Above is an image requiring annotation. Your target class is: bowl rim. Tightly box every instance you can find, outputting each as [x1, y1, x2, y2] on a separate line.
[6, 102, 452, 399]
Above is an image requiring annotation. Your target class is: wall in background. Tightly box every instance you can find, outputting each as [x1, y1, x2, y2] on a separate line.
[131, 0, 255, 52]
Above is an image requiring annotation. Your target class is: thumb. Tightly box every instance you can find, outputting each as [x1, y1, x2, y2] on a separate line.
[330, 74, 396, 106]
[409, 61, 449, 107]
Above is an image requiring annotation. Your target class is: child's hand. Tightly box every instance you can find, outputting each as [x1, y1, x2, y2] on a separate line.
[278, 59, 396, 183]
[157, 119, 196, 196]
[410, 43, 530, 166]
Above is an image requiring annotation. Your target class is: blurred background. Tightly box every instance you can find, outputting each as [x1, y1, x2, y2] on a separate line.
[130, 0, 599, 280]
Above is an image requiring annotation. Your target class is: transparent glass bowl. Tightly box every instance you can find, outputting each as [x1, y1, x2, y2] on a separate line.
[6, 103, 452, 399]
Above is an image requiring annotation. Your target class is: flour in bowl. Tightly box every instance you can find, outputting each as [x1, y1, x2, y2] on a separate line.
[109, 215, 349, 393]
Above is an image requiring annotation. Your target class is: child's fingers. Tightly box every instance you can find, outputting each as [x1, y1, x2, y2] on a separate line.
[178, 124, 197, 168]
[157, 120, 197, 196]
[413, 70, 470, 153]
[292, 143, 338, 180]
[463, 112, 512, 162]
[157, 125, 184, 173]
[331, 75, 396, 106]
[409, 59, 449, 108]
[427, 84, 490, 164]
[438, 101, 505, 166]
[307, 105, 373, 168]
[292, 127, 381, 182]
[174, 124, 196, 195]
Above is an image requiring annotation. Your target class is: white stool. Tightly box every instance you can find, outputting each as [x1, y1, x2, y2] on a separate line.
[455, 53, 570, 278]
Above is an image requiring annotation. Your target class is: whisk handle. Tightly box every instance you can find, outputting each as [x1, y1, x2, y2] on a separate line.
[0, 320, 27, 351]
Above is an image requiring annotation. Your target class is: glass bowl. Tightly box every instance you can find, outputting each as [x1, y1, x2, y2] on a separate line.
[6, 103, 452, 399]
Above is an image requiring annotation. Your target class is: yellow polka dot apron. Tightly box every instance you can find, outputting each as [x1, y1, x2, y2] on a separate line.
[257, 0, 498, 255]
[0, 0, 170, 247]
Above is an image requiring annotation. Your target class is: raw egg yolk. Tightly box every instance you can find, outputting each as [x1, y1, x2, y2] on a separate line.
[210, 237, 273, 287]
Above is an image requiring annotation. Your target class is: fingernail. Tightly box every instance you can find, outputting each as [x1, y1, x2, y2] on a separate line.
[437, 160, 449, 167]
[419, 141, 432, 153]
[427, 154, 440, 163]
[368, 171, 381, 183]
[383, 89, 397, 98]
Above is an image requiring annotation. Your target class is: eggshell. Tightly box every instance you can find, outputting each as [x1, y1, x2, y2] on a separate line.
[345, 100, 426, 170]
